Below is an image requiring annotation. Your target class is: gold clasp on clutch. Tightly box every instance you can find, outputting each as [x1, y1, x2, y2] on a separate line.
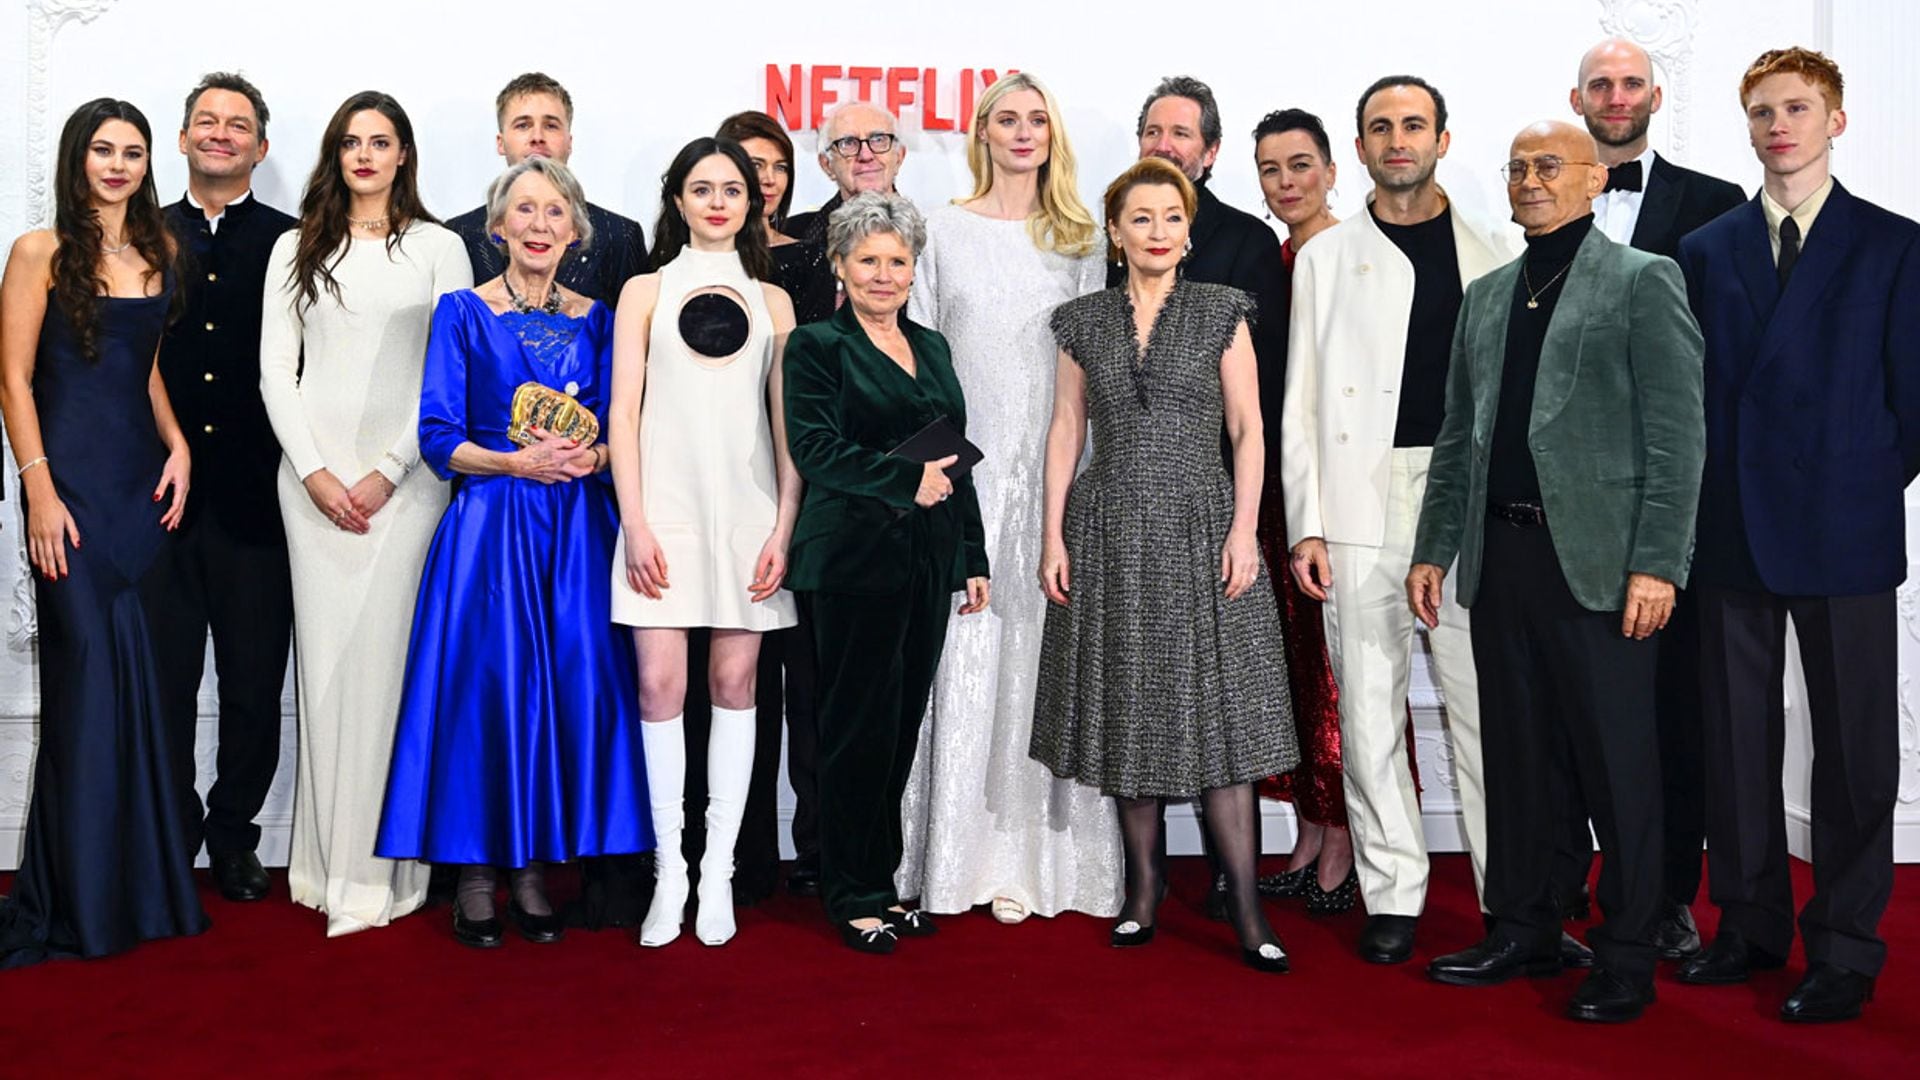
[508, 381, 601, 447]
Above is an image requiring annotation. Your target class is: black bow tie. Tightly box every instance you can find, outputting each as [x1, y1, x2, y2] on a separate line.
[1604, 160, 1644, 193]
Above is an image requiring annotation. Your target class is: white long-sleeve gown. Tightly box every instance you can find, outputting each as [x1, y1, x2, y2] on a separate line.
[260, 224, 470, 935]
[896, 206, 1122, 917]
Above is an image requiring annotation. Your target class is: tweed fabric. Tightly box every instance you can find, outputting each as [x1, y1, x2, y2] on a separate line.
[1030, 280, 1298, 798]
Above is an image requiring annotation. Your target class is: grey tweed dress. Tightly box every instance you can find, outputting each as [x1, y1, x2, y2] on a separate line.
[1030, 280, 1298, 798]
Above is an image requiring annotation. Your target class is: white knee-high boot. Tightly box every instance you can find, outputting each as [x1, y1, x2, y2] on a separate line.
[696, 706, 757, 945]
[640, 715, 688, 947]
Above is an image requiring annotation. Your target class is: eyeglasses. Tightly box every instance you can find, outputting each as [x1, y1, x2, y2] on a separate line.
[1500, 156, 1597, 184]
[828, 133, 897, 158]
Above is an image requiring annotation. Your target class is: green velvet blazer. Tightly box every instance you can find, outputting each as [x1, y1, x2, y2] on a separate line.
[783, 304, 989, 596]
[1412, 227, 1705, 612]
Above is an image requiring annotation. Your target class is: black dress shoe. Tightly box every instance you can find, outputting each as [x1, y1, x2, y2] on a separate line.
[1358, 914, 1418, 964]
[1674, 930, 1786, 985]
[1428, 936, 1560, 986]
[452, 906, 504, 949]
[1568, 968, 1655, 1023]
[1257, 860, 1316, 899]
[887, 908, 937, 938]
[838, 919, 897, 955]
[1203, 873, 1230, 922]
[508, 900, 566, 944]
[1110, 918, 1156, 948]
[1242, 940, 1290, 974]
[1780, 963, 1875, 1023]
[1304, 867, 1360, 916]
[210, 851, 270, 902]
[787, 858, 822, 898]
[1560, 931, 1595, 969]
[1653, 903, 1702, 960]
[1558, 886, 1592, 922]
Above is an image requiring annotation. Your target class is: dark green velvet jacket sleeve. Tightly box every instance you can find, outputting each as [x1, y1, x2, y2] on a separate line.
[1412, 285, 1480, 570]
[1622, 256, 1705, 585]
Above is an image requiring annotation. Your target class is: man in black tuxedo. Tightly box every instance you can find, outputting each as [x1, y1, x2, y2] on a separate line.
[154, 73, 298, 902]
[1548, 37, 1747, 958]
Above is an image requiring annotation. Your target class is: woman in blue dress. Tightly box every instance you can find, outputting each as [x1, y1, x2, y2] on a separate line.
[0, 99, 201, 968]
[375, 157, 650, 948]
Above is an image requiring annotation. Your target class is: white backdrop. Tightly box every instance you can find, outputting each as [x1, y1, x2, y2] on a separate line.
[3, 0, 1917, 866]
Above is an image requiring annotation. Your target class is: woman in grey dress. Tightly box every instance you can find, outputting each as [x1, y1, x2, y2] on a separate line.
[1031, 158, 1297, 972]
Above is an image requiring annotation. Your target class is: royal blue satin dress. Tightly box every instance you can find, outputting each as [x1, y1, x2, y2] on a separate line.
[374, 292, 650, 867]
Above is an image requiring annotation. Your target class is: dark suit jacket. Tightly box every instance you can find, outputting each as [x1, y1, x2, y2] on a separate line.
[1678, 181, 1920, 596]
[1413, 228, 1705, 611]
[783, 303, 988, 595]
[1630, 153, 1746, 260]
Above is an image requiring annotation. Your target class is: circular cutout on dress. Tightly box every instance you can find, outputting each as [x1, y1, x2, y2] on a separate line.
[679, 288, 750, 366]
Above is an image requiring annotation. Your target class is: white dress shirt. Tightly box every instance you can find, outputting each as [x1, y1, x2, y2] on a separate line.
[1593, 146, 1657, 246]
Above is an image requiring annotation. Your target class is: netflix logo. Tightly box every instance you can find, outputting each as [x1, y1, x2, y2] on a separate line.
[764, 65, 1020, 132]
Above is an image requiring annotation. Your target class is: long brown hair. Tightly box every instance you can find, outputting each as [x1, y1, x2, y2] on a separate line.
[287, 90, 437, 314]
[715, 111, 796, 229]
[51, 98, 178, 360]
[648, 138, 773, 282]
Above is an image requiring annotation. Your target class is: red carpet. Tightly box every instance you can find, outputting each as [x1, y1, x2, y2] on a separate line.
[1, 855, 1912, 1077]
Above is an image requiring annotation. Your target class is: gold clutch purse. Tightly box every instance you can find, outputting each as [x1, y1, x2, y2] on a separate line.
[508, 381, 601, 447]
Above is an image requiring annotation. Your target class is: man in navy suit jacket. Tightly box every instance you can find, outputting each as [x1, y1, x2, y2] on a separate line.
[1676, 47, 1920, 1024]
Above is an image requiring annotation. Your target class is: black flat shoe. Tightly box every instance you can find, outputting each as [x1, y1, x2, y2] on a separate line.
[1304, 867, 1360, 916]
[452, 905, 504, 949]
[838, 919, 897, 955]
[1257, 859, 1317, 899]
[1428, 936, 1560, 986]
[509, 900, 566, 944]
[1675, 929, 1786, 985]
[1560, 931, 1595, 969]
[1202, 873, 1230, 922]
[1242, 940, 1290, 974]
[888, 908, 937, 938]
[1780, 963, 1874, 1023]
[1568, 968, 1655, 1023]
[1110, 919, 1156, 947]
[1653, 902, 1702, 960]
[1358, 914, 1418, 964]
[211, 851, 270, 903]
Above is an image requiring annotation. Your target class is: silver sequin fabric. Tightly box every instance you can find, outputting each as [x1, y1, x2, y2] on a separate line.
[894, 207, 1123, 918]
[1030, 280, 1299, 798]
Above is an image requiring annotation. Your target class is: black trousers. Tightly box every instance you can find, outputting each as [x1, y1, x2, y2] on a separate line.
[1473, 521, 1664, 983]
[759, 618, 821, 866]
[805, 565, 952, 924]
[151, 510, 293, 858]
[1696, 586, 1897, 977]
[1550, 591, 1707, 910]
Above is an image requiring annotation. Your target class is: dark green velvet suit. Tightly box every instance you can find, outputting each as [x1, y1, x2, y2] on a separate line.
[783, 303, 988, 924]
[1412, 228, 1705, 610]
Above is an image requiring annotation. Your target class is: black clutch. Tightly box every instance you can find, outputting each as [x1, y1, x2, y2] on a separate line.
[887, 416, 984, 477]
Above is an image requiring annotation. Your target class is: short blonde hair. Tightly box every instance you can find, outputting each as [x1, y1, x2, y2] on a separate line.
[1740, 47, 1844, 110]
[1101, 158, 1196, 263]
[484, 157, 594, 254]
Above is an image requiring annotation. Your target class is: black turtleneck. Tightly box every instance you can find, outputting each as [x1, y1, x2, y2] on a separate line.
[1372, 205, 1462, 448]
[1487, 214, 1594, 503]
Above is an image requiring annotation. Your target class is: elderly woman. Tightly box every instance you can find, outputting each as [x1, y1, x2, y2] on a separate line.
[374, 156, 650, 950]
[783, 192, 990, 953]
[1031, 158, 1298, 972]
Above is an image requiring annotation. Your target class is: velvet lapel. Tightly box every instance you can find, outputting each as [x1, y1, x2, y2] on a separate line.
[1470, 259, 1522, 441]
[1752, 180, 1856, 380]
[1530, 227, 1612, 432]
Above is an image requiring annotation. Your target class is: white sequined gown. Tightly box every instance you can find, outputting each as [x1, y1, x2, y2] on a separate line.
[896, 206, 1122, 917]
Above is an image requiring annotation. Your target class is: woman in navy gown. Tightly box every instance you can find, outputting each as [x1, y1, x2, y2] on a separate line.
[375, 157, 650, 948]
[0, 99, 200, 968]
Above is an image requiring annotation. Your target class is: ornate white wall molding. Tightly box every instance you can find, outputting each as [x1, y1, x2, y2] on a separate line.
[23, 1, 122, 229]
[1598, 0, 1702, 159]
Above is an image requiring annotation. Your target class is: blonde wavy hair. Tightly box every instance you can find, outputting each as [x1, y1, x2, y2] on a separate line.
[961, 73, 1099, 257]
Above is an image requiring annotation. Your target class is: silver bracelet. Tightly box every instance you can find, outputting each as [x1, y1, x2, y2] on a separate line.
[16, 456, 48, 478]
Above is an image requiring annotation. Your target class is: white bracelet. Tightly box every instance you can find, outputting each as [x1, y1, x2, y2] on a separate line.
[16, 456, 47, 477]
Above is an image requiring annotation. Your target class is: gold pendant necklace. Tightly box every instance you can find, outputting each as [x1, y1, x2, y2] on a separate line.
[1522, 259, 1575, 309]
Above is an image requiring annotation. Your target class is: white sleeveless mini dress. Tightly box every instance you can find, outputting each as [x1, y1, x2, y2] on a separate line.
[610, 247, 798, 631]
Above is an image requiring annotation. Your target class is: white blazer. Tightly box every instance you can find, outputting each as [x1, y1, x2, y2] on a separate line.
[1281, 192, 1512, 549]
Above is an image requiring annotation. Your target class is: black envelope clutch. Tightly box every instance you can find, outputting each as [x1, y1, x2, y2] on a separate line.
[887, 416, 984, 477]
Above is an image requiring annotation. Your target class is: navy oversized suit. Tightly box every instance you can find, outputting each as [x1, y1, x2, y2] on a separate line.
[1678, 180, 1920, 977]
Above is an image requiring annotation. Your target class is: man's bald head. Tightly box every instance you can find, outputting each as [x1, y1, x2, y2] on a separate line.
[1506, 120, 1607, 236]
[1572, 37, 1664, 155]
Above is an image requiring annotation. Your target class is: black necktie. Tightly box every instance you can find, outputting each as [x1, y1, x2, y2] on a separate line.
[1603, 159, 1643, 193]
[1778, 215, 1801, 288]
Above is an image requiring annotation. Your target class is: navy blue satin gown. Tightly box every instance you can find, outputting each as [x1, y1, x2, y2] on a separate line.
[0, 280, 210, 969]
[375, 292, 651, 866]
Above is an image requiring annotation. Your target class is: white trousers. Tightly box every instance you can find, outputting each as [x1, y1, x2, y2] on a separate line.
[1322, 447, 1488, 917]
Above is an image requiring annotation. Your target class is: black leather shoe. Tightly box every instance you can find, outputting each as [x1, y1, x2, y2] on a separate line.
[1780, 963, 1875, 1023]
[1653, 902, 1702, 960]
[1242, 940, 1290, 974]
[1560, 931, 1595, 969]
[1428, 936, 1560, 986]
[1304, 867, 1360, 916]
[508, 900, 565, 944]
[1675, 930, 1786, 985]
[1257, 860, 1316, 899]
[887, 908, 937, 938]
[1568, 968, 1655, 1023]
[1358, 914, 1418, 964]
[787, 857, 822, 898]
[210, 851, 270, 902]
[1203, 873, 1230, 922]
[1558, 886, 1592, 922]
[838, 919, 897, 954]
[452, 905, 504, 949]
[1110, 918, 1156, 948]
